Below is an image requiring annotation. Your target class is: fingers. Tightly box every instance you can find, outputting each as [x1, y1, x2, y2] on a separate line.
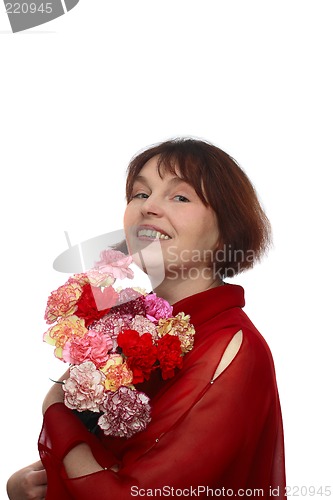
[33, 469, 47, 485]
[7, 461, 48, 500]
[33, 483, 47, 499]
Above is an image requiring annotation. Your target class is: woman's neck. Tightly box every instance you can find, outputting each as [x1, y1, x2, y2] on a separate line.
[152, 274, 223, 305]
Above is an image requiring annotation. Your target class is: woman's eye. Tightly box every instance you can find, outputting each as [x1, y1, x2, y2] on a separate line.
[132, 192, 149, 199]
[174, 195, 190, 202]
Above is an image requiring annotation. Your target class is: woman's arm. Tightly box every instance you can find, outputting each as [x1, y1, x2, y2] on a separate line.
[42, 369, 69, 415]
[39, 330, 285, 499]
[63, 443, 104, 476]
[6, 371, 70, 500]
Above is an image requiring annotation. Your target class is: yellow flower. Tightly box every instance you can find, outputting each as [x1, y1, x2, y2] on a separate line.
[157, 312, 195, 354]
[86, 270, 116, 288]
[100, 355, 133, 391]
[132, 287, 147, 296]
[43, 315, 88, 359]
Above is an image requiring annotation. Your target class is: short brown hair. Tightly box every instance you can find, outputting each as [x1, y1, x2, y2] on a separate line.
[125, 138, 271, 278]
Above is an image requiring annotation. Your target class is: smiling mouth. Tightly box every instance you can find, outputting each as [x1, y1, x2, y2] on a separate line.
[137, 228, 172, 240]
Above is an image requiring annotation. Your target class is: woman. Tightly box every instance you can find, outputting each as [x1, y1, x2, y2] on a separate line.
[7, 138, 286, 499]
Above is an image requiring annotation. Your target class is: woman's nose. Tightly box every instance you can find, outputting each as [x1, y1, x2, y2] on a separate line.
[140, 196, 163, 217]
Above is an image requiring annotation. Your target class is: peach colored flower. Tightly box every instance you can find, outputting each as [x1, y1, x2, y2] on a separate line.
[100, 354, 133, 391]
[87, 269, 116, 287]
[63, 361, 106, 412]
[44, 281, 82, 324]
[69, 271, 115, 288]
[132, 287, 147, 296]
[43, 315, 87, 360]
[68, 273, 90, 286]
[157, 312, 195, 354]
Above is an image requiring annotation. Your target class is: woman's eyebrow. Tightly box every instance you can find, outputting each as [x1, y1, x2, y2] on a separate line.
[168, 177, 189, 188]
[133, 175, 188, 188]
[133, 175, 149, 186]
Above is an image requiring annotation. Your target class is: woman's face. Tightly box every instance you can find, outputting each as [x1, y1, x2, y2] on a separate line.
[124, 156, 220, 280]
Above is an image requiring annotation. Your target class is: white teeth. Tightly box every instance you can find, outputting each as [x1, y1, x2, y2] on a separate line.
[138, 229, 171, 240]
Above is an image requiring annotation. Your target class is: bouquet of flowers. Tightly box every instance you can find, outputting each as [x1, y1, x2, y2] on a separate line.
[43, 249, 195, 438]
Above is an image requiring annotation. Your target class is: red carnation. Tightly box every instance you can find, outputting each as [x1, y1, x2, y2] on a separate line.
[75, 283, 119, 326]
[157, 334, 183, 380]
[118, 329, 158, 384]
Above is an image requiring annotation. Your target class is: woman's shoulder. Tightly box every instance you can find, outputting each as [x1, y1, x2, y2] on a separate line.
[175, 283, 278, 378]
[198, 303, 278, 383]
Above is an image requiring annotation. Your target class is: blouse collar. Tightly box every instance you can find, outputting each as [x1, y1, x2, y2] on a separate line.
[171, 283, 245, 328]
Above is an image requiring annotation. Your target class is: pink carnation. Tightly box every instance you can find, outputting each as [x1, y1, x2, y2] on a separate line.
[98, 386, 151, 438]
[130, 315, 157, 337]
[144, 293, 173, 323]
[63, 361, 106, 412]
[117, 287, 145, 305]
[94, 249, 134, 280]
[62, 329, 112, 368]
[91, 312, 133, 342]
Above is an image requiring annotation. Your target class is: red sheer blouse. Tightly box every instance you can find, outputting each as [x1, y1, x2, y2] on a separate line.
[39, 284, 286, 499]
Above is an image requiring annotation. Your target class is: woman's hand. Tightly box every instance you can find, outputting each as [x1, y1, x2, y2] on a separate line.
[42, 368, 70, 415]
[6, 460, 47, 500]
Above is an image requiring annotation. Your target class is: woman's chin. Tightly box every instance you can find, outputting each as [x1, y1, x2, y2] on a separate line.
[129, 241, 167, 286]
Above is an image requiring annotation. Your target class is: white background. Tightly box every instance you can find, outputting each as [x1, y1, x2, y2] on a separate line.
[0, 0, 332, 496]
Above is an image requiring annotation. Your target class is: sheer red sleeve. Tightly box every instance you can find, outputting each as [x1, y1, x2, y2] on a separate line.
[38, 285, 286, 499]
[38, 403, 119, 499]
[39, 331, 285, 498]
